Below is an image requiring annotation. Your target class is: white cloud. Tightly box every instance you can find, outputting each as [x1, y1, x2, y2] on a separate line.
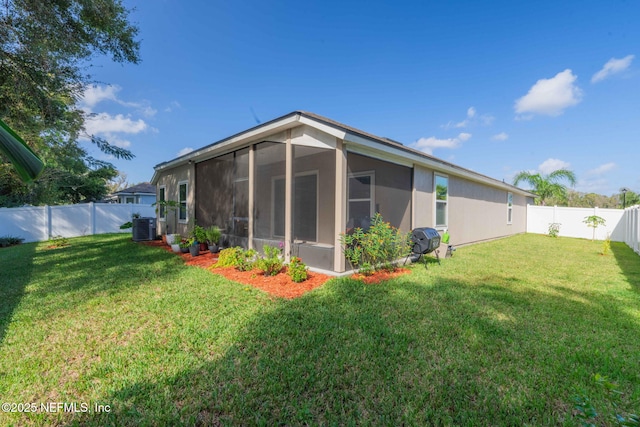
[413, 132, 472, 155]
[80, 85, 121, 112]
[514, 69, 583, 117]
[84, 113, 147, 135]
[443, 106, 493, 129]
[538, 158, 571, 175]
[102, 133, 131, 148]
[587, 162, 616, 176]
[177, 147, 194, 157]
[165, 101, 182, 113]
[492, 132, 509, 141]
[591, 55, 634, 83]
[466, 107, 476, 118]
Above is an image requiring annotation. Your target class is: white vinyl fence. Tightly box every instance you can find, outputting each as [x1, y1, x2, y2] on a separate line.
[526, 205, 626, 241]
[624, 205, 640, 255]
[0, 203, 156, 243]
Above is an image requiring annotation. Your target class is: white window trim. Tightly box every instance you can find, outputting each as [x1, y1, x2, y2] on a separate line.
[271, 171, 320, 242]
[158, 185, 166, 221]
[434, 173, 448, 230]
[178, 180, 188, 224]
[125, 196, 135, 204]
[348, 171, 375, 221]
[507, 192, 513, 225]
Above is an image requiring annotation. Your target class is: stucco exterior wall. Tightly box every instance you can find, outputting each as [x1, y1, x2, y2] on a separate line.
[155, 163, 194, 236]
[412, 165, 433, 228]
[447, 175, 528, 245]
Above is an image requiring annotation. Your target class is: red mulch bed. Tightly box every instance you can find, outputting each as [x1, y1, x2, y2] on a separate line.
[140, 240, 330, 299]
[140, 240, 411, 298]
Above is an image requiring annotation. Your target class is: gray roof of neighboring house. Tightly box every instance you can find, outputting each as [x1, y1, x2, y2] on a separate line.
[114, 182, 156, 195]
[152, 111, 535, 197]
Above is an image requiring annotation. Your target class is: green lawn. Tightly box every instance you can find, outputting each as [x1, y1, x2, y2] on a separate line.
[1, 233, 639, 426]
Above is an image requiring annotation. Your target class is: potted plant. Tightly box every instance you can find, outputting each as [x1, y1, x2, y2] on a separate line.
[153, 199, 180, 245]
[179, 237, 191, 253]
[191, 225, 207, 252]
[205, 225, 221, 253]
[171, 234, 182, 253]
[188, 238, 200, 257]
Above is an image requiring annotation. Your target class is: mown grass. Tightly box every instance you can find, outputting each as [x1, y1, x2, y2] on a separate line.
[0, 233, 639, 425]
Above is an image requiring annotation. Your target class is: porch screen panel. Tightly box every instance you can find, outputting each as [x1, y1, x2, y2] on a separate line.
[254, 142, 285, 239]
[195, 153, 233, 230]
[293, 145, 335, 244]
[233, 148, 249, 237]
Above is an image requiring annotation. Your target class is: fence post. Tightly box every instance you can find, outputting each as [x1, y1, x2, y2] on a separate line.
[46, 205, 52, 240]
[90, 202, 96, 235]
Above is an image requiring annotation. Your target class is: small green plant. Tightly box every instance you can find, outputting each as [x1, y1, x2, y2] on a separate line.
[119, 212, 141, 230]
[0, 235, 25, 247]
[601, 234, 611, 256]
[214, 247, 244, 268]
[48, 235, 69, 248]
[573, 374, 639, 426]
[287, 257, 308, 283]
[583, 215, 606, 241]
[178, 238, 192, 249]
[256, 245, 284, 276]
[236, 249, 256, 271]
[548, 223, 561, 238]
[340, 213, 411, 274]
[191, 224, 207, 244]
[204, 225, 221, 245]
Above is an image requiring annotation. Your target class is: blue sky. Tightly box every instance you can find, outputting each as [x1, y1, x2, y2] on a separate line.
[81, 0, 640, 196]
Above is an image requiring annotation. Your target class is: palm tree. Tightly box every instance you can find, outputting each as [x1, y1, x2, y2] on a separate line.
[513, 169, 577, 206]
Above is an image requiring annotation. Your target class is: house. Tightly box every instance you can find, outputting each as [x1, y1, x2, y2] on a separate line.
[113, 182, 157, 205]
[151, 111, 535, 273]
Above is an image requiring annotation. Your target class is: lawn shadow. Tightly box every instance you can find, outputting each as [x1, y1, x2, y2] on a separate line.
[0, 242, 37, 346]
[74, 269, 640, 426]
[611, 241, 640, 293]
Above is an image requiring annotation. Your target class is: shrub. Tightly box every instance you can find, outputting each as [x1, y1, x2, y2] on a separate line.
[48, 235, 69, 248]
[256, 245, 283, 276]
[287, 257, 308, 283]
[583, 215, 606, 241]
[340, 213, 411, 274]
[601, 234, 611, 256]
[191, 225, 207, 244]
[0, 235, 25, 247]
[548, 223, 561, 238]
[204, 225, 221, 245]
[214, 247, 244, 268]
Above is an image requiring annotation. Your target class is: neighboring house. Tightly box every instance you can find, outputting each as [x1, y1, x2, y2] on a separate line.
[151, 111, 535, 273]
[113, 182, 156, 205]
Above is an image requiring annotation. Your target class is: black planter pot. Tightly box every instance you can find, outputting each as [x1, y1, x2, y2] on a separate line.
[189, 244, 200, 257]
[180, 246, 189, 253]
[208, 243, 219, 254]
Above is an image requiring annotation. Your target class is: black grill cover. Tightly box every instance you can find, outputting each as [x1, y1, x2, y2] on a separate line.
[411, 228, 441, 254]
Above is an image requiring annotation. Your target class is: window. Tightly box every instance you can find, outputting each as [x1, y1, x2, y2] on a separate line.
[178, 181, 188, 222]
[507, 192, 513, 224]
[272, 172, 318, 241]
[435, 174, 448, 228]
[348, 172, 374, 229]
[124, 196, 134, 204]
[158, 186, 166, 220]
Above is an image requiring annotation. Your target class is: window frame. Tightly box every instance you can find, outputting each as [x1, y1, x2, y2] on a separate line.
[158, 185, 166, 221]
[434, 173, 449, 229]
[347, 171, 375, 225]
[507, 192, 513, 225]
[178, 180, 188, 223]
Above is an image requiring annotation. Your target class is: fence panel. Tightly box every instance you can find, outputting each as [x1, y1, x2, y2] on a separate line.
[0, 203, 156, 242]
[625, 205, 640, 254]
[526, 205, 625, 241]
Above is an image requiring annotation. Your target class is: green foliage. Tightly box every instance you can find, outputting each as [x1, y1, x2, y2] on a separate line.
[340, 213, 411, 274]
[178, 238, 192, 249]
[573, 374, 639, 426]
[288, 257, 308, 283]
[602, 234, 612, 256]
[0, 235, 25, 247]
[583, 215, 606, 241]
[214, 247, 256, 271]
[204, 225, 221, 245]
[190, 225, 207, 244]
[119, 221, 132, 230]
[548, 223, 561, 238]
[256, 245, 284, 276]
[0, 0, 140, 206]
[513, 169, 577, 205]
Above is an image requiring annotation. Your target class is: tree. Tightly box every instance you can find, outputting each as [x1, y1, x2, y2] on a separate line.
[0, 0, 140, 206]
[513, 169, 577, 206]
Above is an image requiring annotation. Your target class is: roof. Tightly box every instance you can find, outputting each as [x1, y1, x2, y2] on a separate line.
[152, 111, 535, 197]
[114, 182, 156, 195]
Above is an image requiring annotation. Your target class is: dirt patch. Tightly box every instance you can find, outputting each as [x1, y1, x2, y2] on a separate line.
[351, 268, 411, 284]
